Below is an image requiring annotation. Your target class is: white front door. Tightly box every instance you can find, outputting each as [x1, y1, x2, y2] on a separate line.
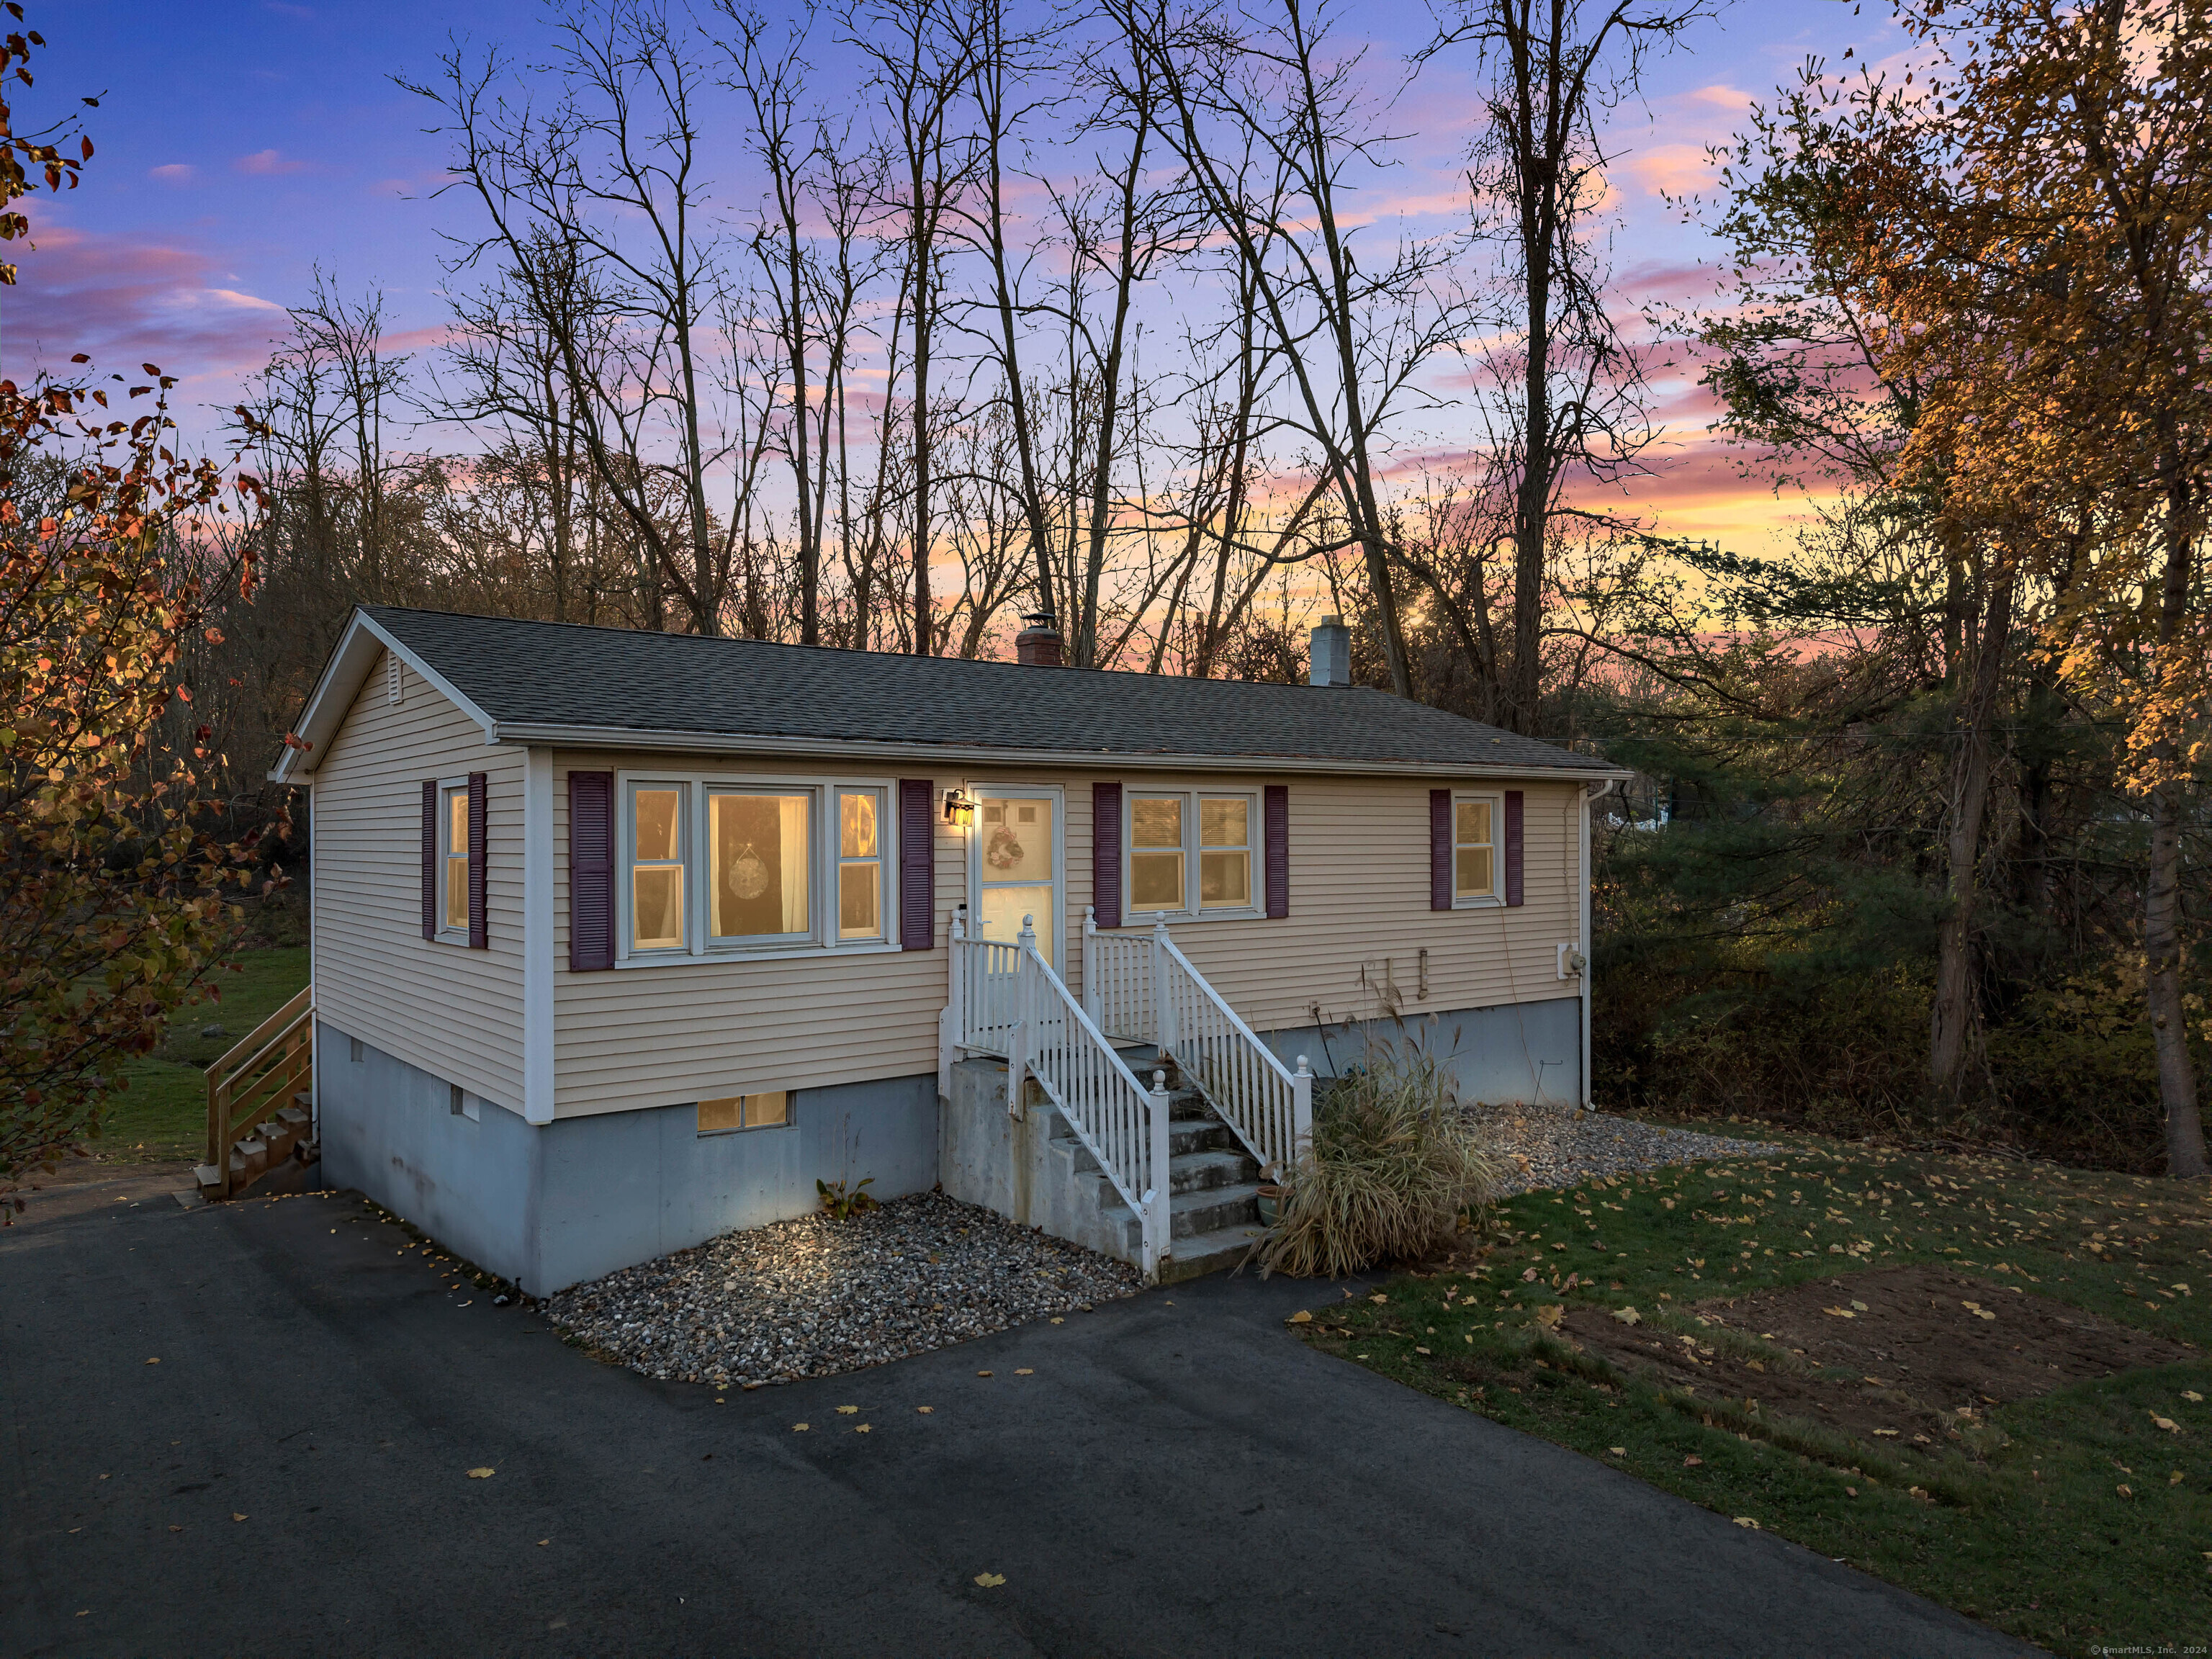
[971, 790, 1061, 968]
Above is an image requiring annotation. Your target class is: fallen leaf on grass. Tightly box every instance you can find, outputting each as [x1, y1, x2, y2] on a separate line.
[1015, 1368, 1034, 1376]
[2172, 1472, 2185, 1485]
[974, 1573, 1006, 1588]
[1286, 1310, 1313, 1324]
[230, 1513, 246, 1522]
[467, 1467, 495, 1479]
[1415, 1346, 1431, 1355]
[1610, 1307, 1641, 1326]
[2118, 1484, 2134, 1498]
[1850, 1300, 1868, 1312]
[1822, 1307, 1856, 1319]
[793, 1424, 809, 1432]
[1608, 1446, 1626, 1456]
[2183, 1390, 2203, 1403]
[836, 1406, 859, 1415]
[1733, 1517, 1760, 1529]
[2151, 1414, 2182, 1434]
[1844, 1486, 1858, 1497]
[1370, 1293, 1388, 1304]
[1683, 1456, 1703, 1467]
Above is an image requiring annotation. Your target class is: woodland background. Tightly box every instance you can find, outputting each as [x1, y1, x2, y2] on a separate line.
[4, 0, 2207, 1179]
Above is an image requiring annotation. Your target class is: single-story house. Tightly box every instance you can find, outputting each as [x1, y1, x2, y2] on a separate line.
[272, 606, 1627, 1292]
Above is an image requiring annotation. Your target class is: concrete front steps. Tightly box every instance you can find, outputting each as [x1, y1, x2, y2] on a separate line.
[195, 1092, 320, 1201]
[941, 1049, 1269, 1284]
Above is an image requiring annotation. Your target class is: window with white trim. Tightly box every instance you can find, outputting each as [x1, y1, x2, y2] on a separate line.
[1125, 789, 1259, 920]
[619, 773, 898, 962]
[629, 783, 688, 952]
[439, 781, 471, 938]
[1453, 791, 1501, 904]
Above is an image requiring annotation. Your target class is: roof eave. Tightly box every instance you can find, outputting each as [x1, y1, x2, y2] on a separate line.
[487, 720, 1633, 781]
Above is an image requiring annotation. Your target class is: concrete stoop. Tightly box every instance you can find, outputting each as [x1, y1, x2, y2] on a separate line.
[940, 1052, 1269, 1283]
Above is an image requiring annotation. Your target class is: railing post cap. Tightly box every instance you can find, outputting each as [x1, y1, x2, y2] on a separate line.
[1295, 1054, 1311, 1075]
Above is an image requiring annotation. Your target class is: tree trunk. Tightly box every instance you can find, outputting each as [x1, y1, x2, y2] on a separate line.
[2146, 462, 2205, 1177]
[1929, 555, 2013, 1115]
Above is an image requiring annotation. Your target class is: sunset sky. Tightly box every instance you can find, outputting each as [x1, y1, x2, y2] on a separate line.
[5, 0, 1894, 566]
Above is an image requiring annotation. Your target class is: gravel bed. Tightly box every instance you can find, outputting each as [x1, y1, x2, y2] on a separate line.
[1470, 1104, 1782, 1197]
[541, 1190, 1141, 1388]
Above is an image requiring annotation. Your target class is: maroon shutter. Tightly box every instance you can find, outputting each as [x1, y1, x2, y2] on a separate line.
[899, 779, 935, 950]
[569, 770, 615, 971]
[467, 771, 489, 949]
[1263, 784, 1288, 919]
[421, 781, 437, 940]
[1504, 789, 1525, 907]
[1429, 788, 1452, 911]
[1092, 781, 1123, 930]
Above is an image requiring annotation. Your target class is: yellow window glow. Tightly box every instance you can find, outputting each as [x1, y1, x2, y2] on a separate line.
[710, 792, 811, 938]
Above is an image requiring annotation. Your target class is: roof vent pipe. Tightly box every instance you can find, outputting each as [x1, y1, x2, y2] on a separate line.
[1015, 610, 1065, 667]
[1309, 614, 1350, 687]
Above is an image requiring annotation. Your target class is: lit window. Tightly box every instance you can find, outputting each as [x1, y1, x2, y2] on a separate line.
[1129, 796, 1184, 912]
[837, 788, 884, 940]
[709, 791, 810, 940]
[1455, 796, 1498, 900]
[442, 783, 469, 934]
[1199, 797, 1250, 909]
[631, 783, 687, 951]
[697, 1092, 791, 1133]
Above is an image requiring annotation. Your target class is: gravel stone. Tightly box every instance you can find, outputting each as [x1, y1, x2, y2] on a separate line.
[541, 1190, 1140, 1388]
[1469, 1103, 1782, 1197]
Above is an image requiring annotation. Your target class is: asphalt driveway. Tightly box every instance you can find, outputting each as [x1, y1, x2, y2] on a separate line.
[2, 1183, 2034, 1658]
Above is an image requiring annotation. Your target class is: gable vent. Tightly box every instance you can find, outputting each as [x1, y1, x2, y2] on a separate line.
[387, 654, 403, 705]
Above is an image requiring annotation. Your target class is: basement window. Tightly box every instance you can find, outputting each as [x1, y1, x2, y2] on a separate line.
[697, 1092, 791, 1134]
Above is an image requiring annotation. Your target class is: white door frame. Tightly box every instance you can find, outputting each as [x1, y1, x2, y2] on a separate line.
[966, 783, 1067, 967]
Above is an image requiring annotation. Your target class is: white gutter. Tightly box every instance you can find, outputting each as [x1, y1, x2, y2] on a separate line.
[1579, 778, 1619, 1111]
[486, 720, 1636, 784]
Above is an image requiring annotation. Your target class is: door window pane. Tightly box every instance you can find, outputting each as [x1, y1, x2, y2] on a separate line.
[979, 799, 1051, 881]
[629, 783, 686, 951]
[978, 884, 1055, 967]
[711, 792, 811, 938]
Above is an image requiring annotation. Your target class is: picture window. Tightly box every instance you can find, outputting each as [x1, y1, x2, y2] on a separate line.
[709, 791, 809, 940]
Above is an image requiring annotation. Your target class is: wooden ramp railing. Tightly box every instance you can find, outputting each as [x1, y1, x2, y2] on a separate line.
[200, 986, 313, 1200]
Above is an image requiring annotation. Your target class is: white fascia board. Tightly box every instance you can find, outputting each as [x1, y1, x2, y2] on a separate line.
[487, 720, 1635, 783]
[266, 610, 503, 784]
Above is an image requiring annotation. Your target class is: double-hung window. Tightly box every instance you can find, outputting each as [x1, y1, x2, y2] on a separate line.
[439, 781, 471, 938]
[619, 775, 894, 961]
[1452, 792, 1501, 904]
[1125, 789, 1258, 920]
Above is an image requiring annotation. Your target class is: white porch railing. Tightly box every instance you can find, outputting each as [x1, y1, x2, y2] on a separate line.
[944, 910, 1172, 1279]
[1082, 909, 1314, 1182]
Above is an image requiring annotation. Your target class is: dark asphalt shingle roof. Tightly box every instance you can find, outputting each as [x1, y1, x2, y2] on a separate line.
[364, 606, 1611, 773]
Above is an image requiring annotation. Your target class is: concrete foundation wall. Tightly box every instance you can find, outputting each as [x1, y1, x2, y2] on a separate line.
[938, 1057, 1136, 1265]
[316, 1020, 939, 1295]
[1254, 995, 1584, 1108]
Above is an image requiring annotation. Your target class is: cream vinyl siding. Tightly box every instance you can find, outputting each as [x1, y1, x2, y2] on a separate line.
[549, 753, 1586, 1118]
[310, 651, 526, 1107]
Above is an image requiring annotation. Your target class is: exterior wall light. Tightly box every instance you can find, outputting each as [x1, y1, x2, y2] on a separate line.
[943, 786, 976, 826]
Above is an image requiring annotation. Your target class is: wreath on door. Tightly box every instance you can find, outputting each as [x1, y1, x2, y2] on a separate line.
[984, 824, 1025, 871]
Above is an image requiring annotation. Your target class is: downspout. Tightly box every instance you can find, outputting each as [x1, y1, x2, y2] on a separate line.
[1580, 778, 1618, 1112]
[305, 781, 318, 1143]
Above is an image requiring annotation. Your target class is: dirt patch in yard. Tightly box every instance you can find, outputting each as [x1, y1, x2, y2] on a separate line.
[1561, 1265, 2195, 1449]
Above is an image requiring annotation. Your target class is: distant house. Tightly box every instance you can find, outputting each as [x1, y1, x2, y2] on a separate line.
[271, 607, 1626, 1292]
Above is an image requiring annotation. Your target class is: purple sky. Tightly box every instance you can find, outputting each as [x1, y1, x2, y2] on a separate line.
[4, 0, 1889, 555]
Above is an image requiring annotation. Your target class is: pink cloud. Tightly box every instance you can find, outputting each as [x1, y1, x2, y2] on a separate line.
[0, 225, 290, 390]
[148, 163, 197, 185]
[234, 149, 309, 176]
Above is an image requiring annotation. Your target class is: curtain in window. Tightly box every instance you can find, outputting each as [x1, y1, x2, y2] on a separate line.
[781, 794, 809, 934]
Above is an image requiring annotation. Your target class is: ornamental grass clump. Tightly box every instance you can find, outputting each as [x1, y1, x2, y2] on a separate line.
[1256, 1044, 1495, 1278]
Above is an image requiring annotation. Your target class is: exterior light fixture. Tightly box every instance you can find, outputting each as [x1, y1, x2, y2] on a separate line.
[943, 786, 976, 826]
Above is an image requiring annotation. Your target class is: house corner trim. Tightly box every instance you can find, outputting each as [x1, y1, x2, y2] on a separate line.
[523, 745, 556, 1125]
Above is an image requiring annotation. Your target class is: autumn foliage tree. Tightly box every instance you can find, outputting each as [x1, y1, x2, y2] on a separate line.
[0, 367, 270, 1197]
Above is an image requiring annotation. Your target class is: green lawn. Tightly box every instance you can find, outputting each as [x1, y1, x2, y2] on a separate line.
[94, 946, 312, 1164]
[1300, 1124, 2211, 1658]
